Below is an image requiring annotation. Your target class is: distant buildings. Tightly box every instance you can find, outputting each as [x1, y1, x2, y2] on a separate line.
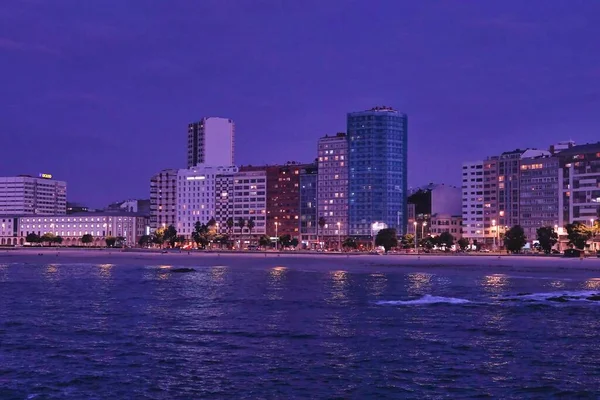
[187, 117, 235, 168]
[0, 174, 66, 215]
[407, 183, 461, 236]
[317, 133, 348, 240]
[461, 161, 484, 241]
[347, 107, 407, 236]
[150, 169, 177, 230]
[299, 164, 318, 245]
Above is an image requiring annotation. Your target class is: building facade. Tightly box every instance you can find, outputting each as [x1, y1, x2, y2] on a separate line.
[429, 214, 463, 239]
[299, 164, 318, 245]
[461, 161, 485, 242]
[347, 106, 408, 236]
[18, 213, 146, 246]
[557, 142, 600, 227]
[176, 165, 238, 238]
[150, 169, 177, 231]
[317, 133, 348, 239]
[187, 117, 235, 168]
[0, 175, 66, 215]
[519, 155, 560, 241]
[0, 217, 19, 246]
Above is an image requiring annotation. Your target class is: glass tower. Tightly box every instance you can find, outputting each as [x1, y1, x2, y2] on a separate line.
[347, 106, 408, 237]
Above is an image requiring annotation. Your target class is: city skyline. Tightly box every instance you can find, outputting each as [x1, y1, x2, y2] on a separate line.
[1, 1, 600, 206]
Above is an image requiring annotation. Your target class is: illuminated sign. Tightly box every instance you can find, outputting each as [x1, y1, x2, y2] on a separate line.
[39, 173, 53, 179]
[186, 176, 206, 181]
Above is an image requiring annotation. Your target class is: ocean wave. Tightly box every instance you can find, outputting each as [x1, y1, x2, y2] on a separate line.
[504, 291, 600, 303]
[376, 295, 470, 306]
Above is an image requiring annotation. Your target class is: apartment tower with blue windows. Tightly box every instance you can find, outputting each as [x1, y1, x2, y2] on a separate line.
[347, 106, 408, 237]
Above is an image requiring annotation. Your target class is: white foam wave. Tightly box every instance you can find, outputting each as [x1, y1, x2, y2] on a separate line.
[377, 295, 470, 306]
[507, 290, 600, 303]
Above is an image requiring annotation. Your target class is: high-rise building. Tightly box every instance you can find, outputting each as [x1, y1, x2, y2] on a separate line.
[240, 162, 311, 239]
[317, 133, 348, 240]
[461, 161, 485, 241]
[187, 117, 235, 168]
[176, 165, 238, 238]
[299, 163, 318, 246]
[407, 183, 461, 237]
[557, 142, 600, 227]
[347, 107, 407, 236]
[215, 170, 267, 239]
[150, 169, 177, 230]
[0, 174, 66, 215]
[519, 155, 559, 241]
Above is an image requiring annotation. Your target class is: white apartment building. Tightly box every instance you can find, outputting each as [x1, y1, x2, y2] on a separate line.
[177, 165, 238, 238]
[461, 161, 485, 241]
[18, 213, 145, 246]
[0, 217, 18, 246]
[215, 170, 267, 237]
[317, 133, 348, 238]
[187, 117, 235, 168]
[0, 175, 66, 215]
[150, 169, 177, 231]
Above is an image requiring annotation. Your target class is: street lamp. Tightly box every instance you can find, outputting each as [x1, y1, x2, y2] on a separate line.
[492, 219, 497, 251]
[275, 221, 279, 251]
[413, 221, 418, 252]
[422, 222, 427, 241]
[337, 222, 341, 252]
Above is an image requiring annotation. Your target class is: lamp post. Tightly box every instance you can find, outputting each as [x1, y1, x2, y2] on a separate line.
[422, 222, 427, 241]
[492, 219, 497, 251]
[413, 221, 418, 253]
[275, 222, 279, 251]
[337, 222, 341, 252]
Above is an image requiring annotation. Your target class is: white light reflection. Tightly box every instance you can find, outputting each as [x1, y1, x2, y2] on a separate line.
[482, 274, 509, 293]
[584, 278, 600, 290]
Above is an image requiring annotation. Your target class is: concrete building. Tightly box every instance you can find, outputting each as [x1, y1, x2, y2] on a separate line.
[347, 106, 408, 236]
[557, 142, 600, 227]
[519, 155, 560, 242]
[0, 175, 66, 215]
[299, 163, 318, 246]
[106, 199, 151, 215]
[0, 217, 19, 246]
[187, 117, 235, 168]
[214, 170, 267, 239]
[18, 213, 147, 246]
[461, 161, 485, 242]
[150, 169, 177, 231]
[429, 214, 463, 239]
[240, 162, 310, 239]
[408, 183, 461, 237]
[317, 133, 348, 239]
[176, 165, 238, 238]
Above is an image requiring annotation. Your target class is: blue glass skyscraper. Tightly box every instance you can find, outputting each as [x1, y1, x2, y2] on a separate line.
[347, 107, 407, 237]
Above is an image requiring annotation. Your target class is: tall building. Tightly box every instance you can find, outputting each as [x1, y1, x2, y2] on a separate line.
[299, 163, 318, 245]
[407, 183, 461, 237]
[176, 165, 238, 238]
[215, 170, 267, 239]
[461, 161, 485, 241]
[150, 169, 177, 230]
[557, 142, 600, 227]
[187, 117, 235, 167]
[347, 106, 408, 236]
[0, 174, 66, 215]
[241, 162, 311, 238]
[519, 155, 559, 241]
[317, 133, 348, 239]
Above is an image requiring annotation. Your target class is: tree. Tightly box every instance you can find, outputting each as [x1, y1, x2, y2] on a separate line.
[536, 226, 558, 254]
[54, 236, 63, 246]
[192, 221, 209, 249]
[317, 216, 326, 247]
[207, 218, 217, 228]
[247, 219, 255, 238]
[152, 227, 166, 248]
[290, 238, 299, 248]
[138, 235, 152, 248]
[457, 237, 470, 251]
[566, 222, 592, 250]
[81, 234, 93, 247]
[105, 236, 117, 247]
[438, 232, 455, 251]
[259, 235, 271, 248]
[343, 237, 358, 250]
[504, 225, 527, 253]
[400, 234, 414, 249]
[26, 233, 40, 244]
[420, 236, 436, 251]
[226, 217, 235, 235]
[237, 217, 246, 237]
[164, 225, 178, 248]
[41, 232, 56, 247]
[375, 228, 398, 253]
[279, 234, 292, 248]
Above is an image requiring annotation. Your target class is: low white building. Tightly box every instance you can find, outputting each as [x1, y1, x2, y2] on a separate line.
[0, 174, 66, 215]
[0, 217, 18, 246]
[176, 165, 238, 238]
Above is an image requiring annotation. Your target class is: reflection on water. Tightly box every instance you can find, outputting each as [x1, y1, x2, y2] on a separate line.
[44, 264, 59, 282]
[482, 274, 509, 293]
[157, 265, 172, 280]
[584, 278, 600, 290]
[0, 264, 7, 282]
[328, 270, 349, 302]
[550, 280, 565, 288]
[367, 273, 387, 297]
[267, 266, 287, 300]
[210, 266, 227, 282]
[97, 264, 114, 280]
[406, 272, 433, 294]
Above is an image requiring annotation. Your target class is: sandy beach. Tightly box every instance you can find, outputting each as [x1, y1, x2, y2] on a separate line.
[2, 248, 600, 278]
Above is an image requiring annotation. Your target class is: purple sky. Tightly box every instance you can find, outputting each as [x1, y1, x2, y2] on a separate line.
[1, 0, 599, 207]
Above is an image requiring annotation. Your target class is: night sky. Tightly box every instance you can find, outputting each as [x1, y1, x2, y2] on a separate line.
[1, 0, 599, 207]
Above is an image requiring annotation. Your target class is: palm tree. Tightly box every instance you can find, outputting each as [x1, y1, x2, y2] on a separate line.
[237, 217, 246, 236]
[318, 217, 327, 249]
[247, 219, 255, 243]
[226, 217, 235, 235]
